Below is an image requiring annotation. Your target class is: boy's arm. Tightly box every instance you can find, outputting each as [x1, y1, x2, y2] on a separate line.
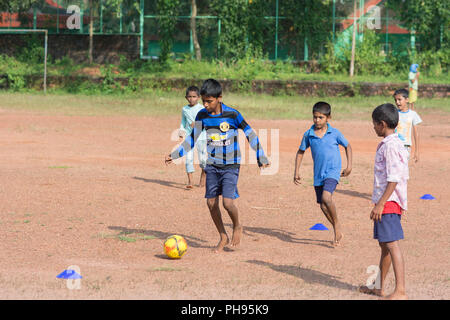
[370, 182, 397, 222]
[237, 114, 270, 168]
[412, 125, 419, 162]
[179, 109, 188, 138]
[293, 149, 305, 185]
[341, 143, 353, 176]
[166, 119, 202, 165]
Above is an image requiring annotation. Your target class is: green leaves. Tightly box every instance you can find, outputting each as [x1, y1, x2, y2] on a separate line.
[156, 0, 180, 62]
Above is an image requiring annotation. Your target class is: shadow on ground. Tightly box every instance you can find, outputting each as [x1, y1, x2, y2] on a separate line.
[246, 259, 357, 292]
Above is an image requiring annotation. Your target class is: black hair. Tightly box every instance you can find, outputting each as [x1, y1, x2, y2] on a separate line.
[393, 88, 409, 98]
[372, 103, 399, 129]
[312, 101, 331, 117]
[200, 79, 222, 98]
[185, 86, 200, 96]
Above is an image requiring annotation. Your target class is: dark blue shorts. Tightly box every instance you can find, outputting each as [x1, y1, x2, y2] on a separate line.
[314, 178, 338, 204]
[204, 165, 240, 199]
[374, 213, 404, 243]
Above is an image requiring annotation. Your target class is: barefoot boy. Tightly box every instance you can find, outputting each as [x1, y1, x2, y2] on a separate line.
[359, 103, 409, 299]
[293, 102, 352, 246]
[166, 79, 270, 252]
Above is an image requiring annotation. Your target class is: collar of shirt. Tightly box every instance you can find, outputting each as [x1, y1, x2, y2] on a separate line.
[379, 133, 399, 145]
[308, 123, 332, 137]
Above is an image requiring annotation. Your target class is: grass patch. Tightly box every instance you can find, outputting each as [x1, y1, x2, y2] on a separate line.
[149, 266, 184, 272]
[0, 91, 448, 121]
[96, 232, 156, 242]
[48, 165, 72, 169]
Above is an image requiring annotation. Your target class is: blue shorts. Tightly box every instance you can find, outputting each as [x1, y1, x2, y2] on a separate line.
[314, 178, 338, 204]
[204, 165, 240, 199]
[374, 213, 404, 243]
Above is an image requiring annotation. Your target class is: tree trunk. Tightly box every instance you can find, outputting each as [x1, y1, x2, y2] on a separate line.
[88, 0, 94, 64]
[191, 0, 201, 61]
[349, 0, 357, 77]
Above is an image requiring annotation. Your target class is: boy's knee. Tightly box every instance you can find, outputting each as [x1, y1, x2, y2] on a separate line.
[207, 198, 219, 209]
[321, 191, 333, 205]
[222, 198, 235, 211]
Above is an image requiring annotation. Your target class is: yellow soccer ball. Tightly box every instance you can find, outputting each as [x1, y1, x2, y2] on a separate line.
[163, 235, 188, 259]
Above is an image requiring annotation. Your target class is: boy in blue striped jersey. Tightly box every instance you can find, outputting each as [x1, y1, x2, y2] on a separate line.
[166, 79, 270, 252]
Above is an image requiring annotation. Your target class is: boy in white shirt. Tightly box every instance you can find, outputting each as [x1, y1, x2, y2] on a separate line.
[393, 89, 422, 162]
[179, 86, 207, 188]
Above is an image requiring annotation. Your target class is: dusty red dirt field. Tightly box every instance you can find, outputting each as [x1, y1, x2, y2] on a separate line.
[0, 108, 449, 300]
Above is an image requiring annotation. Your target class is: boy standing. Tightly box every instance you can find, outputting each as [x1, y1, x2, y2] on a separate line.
[166, 79, 270, 252]
[408, 64, 419, 110]
[359, 103, 409, 300]
[393, 89, 422, 162]
[179, 86, 207, 188]
[293, 102, 352, 247]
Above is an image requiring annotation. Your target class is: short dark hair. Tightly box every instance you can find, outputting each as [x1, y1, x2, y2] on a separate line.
[312, 101, 331, 116]
[372, 103, 399, 129]
[393, 88, 409, 98]
[200, 79, 222, 98]
[185, 86, 199, 96]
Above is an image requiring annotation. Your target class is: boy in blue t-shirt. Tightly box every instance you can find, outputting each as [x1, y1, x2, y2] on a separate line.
[166, 79, 270, 252]
[293, 102, 352, 247]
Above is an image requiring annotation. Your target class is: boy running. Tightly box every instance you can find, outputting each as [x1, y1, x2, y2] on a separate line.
[359, 103, 409, 300]
[165, 79, 270, 252]
[293, 102, 352, 246]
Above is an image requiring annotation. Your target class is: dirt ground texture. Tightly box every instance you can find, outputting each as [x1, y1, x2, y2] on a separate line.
[0, 107, 449, 300]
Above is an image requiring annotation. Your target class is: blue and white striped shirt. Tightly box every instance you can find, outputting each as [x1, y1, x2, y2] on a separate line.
[171, 103, 268, 168]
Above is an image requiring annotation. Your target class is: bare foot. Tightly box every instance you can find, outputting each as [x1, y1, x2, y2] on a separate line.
[230, 225, 243, 247]
[358, 285, 384, 297]
[186, 184, 193, 189]
[212, 236, 229, 253]
[383, 292, 408, 300]
[333, 233, 344, 247]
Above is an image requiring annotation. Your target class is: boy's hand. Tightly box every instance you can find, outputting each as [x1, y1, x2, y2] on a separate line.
[370, 204, 383, 222]
[260, 162, 270, 169]
[413, 153, 419, 163]
[165, 155, 173, 165]
[341, 167, 352, 177]
[293, 174, 301, 185]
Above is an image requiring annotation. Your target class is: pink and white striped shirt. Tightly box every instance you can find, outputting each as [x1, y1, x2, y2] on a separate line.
[372, 133, 409, 210]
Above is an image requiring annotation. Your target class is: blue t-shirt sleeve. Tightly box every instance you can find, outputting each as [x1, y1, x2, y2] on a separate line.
[299, 132, 310, 151]
[336, 130, 349, 147]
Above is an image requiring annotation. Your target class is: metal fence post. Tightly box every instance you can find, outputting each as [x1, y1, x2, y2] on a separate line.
[275, 0, 279, 60]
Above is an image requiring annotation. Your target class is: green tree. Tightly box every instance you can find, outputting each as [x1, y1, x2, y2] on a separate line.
[210, 0, 250, 60]
[387, 0, 449, 50]
[156, 0, 180, 62]
[0, 0, 45, 11]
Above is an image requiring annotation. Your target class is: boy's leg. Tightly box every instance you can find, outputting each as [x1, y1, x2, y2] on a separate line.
[220, 166, 242, 247]
[384, 241, 407, 299]
[206, 196, 229, 252]
[186, 173, 193, 189]
[321, 190, 343, 246]
[199, 169, 206, 187]
[197, 140, 207, 187]
[222, 197, 242, 247]
[185, 148, 195, 188]
[359, 242, 390, 297]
